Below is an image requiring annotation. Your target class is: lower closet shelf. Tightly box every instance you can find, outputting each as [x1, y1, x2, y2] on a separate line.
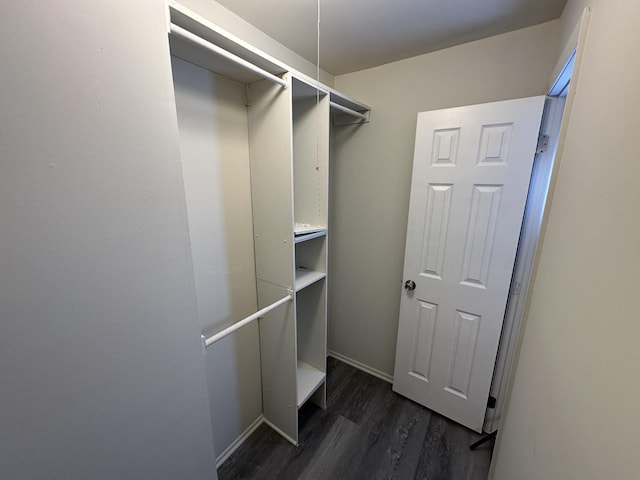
[296, 360, 325, 408]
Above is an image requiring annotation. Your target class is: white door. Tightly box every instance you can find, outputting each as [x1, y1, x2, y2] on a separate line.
[393, 96, 545, 432]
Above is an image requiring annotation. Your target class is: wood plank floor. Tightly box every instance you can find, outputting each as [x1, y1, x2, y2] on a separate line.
[218, 357, 494, 480]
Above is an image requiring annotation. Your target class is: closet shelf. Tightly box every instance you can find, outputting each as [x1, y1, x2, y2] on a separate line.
[328, 90, 370, 116]
[168, 2, 287, 85]
[329, 90, 371, 125]
[167, 3, 371, 115]
[329, 101, 367, 120]
[294, 229, 327, 244]
[292, 77, 328, 100]
[296, 360, 325, 408]
[294, 223, 327, 236]
[295, 269, 326, 291]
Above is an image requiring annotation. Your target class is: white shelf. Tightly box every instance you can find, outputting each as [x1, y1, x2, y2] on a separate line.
[168, 3, 287, 85]
[294, 223, 326, 236]
[328, 89, 371, 114]
[294, 229, 327, 244]
[295, 269, 326, 291]
[296, 360, 325, 408]
[292, 76, 328, 100]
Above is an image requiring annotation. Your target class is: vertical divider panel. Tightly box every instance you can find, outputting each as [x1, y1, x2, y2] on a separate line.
[248, 76, 295, 289]
[316, 94, 330, 409]
[256, 279, 298, 445]
[248, 75, 298, 444]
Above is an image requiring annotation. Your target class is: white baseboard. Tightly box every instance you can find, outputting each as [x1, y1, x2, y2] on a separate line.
[215, 354, 393, 469]
[263, 418, 298, 447]
[215, 415, 264, 468]
[328, 350, 394, 384]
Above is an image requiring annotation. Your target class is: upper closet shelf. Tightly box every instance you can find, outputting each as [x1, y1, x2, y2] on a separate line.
[292, 76, 328, 100]
[167, 2, 371, 119]
[329, 90, 370, 124]
[329, 91, 370, 115]
[168, 2, 287, 85]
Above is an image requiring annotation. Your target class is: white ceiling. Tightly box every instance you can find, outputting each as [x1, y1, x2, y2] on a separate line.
[214, 0, 568, 75]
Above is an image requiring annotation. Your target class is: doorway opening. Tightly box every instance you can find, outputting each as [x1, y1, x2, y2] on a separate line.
[483, 51, 575, 433]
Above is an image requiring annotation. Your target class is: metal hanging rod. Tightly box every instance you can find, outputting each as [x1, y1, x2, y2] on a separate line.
[329, 101, 368, 120]
[201, 295, 293, 347]
[170, 23, 288, 89]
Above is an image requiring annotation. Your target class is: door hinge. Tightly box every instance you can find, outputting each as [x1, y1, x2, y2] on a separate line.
[487, 396, 497, 409]
[536, 134, 550, 153]
[510, 281, 521, 296]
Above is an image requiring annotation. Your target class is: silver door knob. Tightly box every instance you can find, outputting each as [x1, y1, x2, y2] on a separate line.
[404, 280, 416, 291]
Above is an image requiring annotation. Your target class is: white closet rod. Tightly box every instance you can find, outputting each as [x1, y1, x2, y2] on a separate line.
[202, 295, 293, 347]
[329, 101, 368, 120]
[170, 23, 288, 89]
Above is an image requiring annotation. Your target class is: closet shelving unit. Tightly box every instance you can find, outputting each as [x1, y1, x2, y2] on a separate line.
[167, 1, 370, 446]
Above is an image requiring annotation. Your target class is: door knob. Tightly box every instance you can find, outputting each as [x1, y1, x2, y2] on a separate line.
[404, 280, 416, 291]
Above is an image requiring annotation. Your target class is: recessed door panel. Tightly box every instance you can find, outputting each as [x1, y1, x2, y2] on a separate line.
[460, 185, 503, 289]
[477, 123, 513, 165]
[420, 184, 453, 280]
[409, 301, 439, 382]
[432, 129, 460, 167]
[445, 310, 481, 399]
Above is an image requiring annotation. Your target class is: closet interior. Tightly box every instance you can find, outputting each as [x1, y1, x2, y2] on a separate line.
[167, 1, 370, 449]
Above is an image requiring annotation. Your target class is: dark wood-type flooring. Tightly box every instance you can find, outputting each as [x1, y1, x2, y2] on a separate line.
[218, 357, 493, 480]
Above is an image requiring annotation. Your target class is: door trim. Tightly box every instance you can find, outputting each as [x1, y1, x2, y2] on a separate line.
[483, 96, 566, 432]
[486, 4, 593, 441]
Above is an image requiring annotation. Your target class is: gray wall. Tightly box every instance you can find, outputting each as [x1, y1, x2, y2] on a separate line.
[0, 1, 216, 479]
[491, 1, 640, 478]
[172, 57, 263, 458]
[330, 20, 561, 376]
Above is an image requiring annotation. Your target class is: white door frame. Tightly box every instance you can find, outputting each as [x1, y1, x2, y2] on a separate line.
[483, 6, 593, 434]
[483, 95, 566, 432]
